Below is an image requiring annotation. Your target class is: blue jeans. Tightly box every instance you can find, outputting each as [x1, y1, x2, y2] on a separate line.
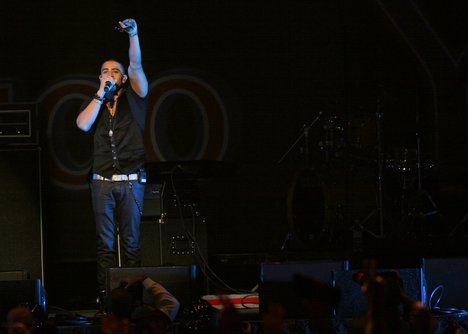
[90, 180, 145, 291]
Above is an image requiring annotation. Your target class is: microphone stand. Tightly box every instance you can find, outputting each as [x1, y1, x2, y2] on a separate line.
[277, 111, 323, 252]
[277, 111, 323, 166]
[404, 97, 439, 238]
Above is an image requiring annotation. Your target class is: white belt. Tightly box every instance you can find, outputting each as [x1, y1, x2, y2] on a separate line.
[92, 173, 138, 182]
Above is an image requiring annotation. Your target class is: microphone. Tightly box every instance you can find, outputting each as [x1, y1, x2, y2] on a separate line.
[115, 25, 132, 33]
[104, 81, 115, 93]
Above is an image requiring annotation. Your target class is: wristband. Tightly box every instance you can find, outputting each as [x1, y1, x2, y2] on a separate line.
[93, 94, 104, 101]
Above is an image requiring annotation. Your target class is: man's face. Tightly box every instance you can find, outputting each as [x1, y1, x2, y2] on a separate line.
[100, 60, 126, 86]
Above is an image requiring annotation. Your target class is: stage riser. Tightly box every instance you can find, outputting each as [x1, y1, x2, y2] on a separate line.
[259, 259, 468, 319]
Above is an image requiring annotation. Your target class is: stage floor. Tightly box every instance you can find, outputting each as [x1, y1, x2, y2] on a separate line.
[48, 309, 468, 334]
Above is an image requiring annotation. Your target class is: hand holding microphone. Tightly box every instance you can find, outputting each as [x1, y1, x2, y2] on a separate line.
[101, 76, 116, 93]
[104, 81, 114, 93]
[116, 18, 138, 37]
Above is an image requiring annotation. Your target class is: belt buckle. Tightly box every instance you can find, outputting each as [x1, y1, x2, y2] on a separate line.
[111, 174, 126, 182]
[105, 173, 139, 182]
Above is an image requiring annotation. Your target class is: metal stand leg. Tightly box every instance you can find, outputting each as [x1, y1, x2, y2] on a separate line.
[449, 213, 468, 236]
[358, 104, 385, 239]
[116, 226, 122, 267]
[401, 97, 440, 238]
[157, 181, 167, 265]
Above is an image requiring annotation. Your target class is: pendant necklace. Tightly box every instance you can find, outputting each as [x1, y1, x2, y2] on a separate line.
[106, 94, 119, 138]
[107, 105, 115, 138]
[108, 121, 114, 138]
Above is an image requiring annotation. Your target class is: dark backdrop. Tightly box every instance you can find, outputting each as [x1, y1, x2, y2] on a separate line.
[1, 0, 467, 309]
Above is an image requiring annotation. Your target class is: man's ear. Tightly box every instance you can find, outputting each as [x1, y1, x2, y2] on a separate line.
[122, 75, 128, 83]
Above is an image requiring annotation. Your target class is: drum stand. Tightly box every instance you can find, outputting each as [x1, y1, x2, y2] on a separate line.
[356, 105, 385, 239]
[401, 111, 439, 238]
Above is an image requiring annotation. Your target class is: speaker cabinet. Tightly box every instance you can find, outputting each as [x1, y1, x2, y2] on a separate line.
[0, 148, 43, 280]
[142, 184, 162, 218]
[259, 260, 346, 318]
[333, 268, 424, 320]
[140, 217, 207, 267]
[0, 104, 38, 146]
[0, 279, 46, 320]
[423, 257, 468, 311]
[106, 265, 201, 310]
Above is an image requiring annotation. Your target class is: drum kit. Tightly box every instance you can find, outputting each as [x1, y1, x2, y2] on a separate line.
[281, 104, 439, 250]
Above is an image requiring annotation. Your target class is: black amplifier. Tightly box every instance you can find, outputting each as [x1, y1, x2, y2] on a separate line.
[0, 103, 37, 146]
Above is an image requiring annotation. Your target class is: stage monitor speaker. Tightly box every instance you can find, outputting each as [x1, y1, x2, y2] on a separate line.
[0, 279, 46, 320]
[333, 268, 424, 320]
[140, 217, 207, 267]
[259, 260, 346, 318]
[106, 265, 201, 310]
[423, 257, 468, 311]
[0, 148, 43, 280]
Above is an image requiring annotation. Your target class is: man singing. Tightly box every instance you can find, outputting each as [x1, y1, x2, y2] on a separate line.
[76, 18, 148, 308]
